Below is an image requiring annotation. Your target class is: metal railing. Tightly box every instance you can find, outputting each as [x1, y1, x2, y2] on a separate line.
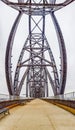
[0, 94, 33, 102]
[49, 92, 75, 100]
[0, 92, 75, 101]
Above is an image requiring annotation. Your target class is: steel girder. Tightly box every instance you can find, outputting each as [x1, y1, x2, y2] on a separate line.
[50, 12, 67, 94]
[1, 0, 75, 13]
[1, 0, 74, 97]
[5, 12, 23, 95]
[14, 33, 59, 96]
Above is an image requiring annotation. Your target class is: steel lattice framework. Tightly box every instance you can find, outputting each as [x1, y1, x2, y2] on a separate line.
[1, 0, 75, 97]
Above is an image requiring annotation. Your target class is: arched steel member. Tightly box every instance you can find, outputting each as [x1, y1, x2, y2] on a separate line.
[1, 0, 74, 97]
[5, 12, 23, 95]
[50, 12, 67, 94]
[13, 34, 59, 96]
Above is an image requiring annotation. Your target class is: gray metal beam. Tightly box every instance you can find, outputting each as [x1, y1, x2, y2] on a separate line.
[5, 12, 22, 95]
[3, 0, 74, 97]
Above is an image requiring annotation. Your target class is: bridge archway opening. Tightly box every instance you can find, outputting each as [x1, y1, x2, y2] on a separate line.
[2, 0, 73, 98]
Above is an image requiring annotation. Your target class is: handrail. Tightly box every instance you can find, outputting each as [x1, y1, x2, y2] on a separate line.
[0, 94, 33, 102]
[0, 92, 75, 101]
[48, 92, 75, 100]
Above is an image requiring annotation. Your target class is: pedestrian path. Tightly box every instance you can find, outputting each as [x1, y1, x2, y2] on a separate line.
[0, 99, 75, 130]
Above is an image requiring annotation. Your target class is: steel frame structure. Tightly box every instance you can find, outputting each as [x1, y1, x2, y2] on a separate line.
[1, 0, 75, 97]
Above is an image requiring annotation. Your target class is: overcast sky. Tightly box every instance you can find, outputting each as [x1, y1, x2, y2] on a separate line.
[0, 1, 75, 96]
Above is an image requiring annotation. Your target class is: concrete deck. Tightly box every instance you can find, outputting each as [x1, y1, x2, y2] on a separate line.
[0, 99, 75, 130]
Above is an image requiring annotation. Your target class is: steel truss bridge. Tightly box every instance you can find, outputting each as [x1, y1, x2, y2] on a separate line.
[1, 0, 75, 98]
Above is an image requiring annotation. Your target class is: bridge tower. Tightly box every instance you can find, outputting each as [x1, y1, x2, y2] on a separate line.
[1, 0, 74, 97]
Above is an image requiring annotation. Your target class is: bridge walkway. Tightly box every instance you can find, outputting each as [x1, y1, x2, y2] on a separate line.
[0, 99, 75, 130]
